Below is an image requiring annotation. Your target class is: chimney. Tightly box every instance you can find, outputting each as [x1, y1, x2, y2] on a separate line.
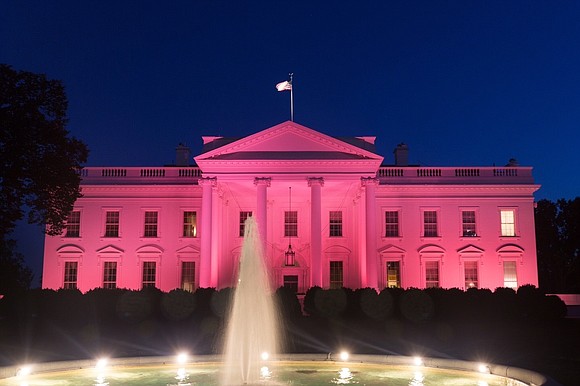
[393, 143, 409, 166]
[506, 158, 519, 167]
[175, 143, 191, 166]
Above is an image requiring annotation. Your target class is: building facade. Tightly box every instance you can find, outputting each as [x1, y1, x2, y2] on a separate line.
[42, 121, 540, 293]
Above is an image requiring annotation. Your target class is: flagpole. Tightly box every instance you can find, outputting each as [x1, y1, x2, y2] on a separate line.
[289, 72, 294, 122]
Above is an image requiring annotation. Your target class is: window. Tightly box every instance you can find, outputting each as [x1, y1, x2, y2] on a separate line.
[423, 211, 438, 237]
[462, 210, 477, 237]
[103, 261, 117, 289]
[63, 261, 78, 289]
[144, 211, 158, 237]
[183, 211, 197, 237]
[329, 211, 343, 237]
[142, 261, 157, 288]
[65, 211, 81, 237]
[385, 211, 400, 237]
[181, 261, 196, 292]
[105, 211, 120, 237]
[329, 261, 343, 289]
[283, 275, 299, 294]
[425, 261, 440, 288]
[386, 261, 401, 288]
[500, 209, 516, 237]
[503, 261, 517, 288]
[464, 261, 478, 289]
[239, 211, 253, 237]
[284, 210, 297, 237]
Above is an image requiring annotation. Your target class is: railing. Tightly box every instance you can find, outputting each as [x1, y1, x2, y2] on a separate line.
[80, 167, 202, 184]
[78, 165, 533, 185]
[377, 166, 534, 184]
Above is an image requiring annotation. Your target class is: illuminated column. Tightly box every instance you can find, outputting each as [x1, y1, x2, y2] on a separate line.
[309, 177, 324, 288]
[199, 177, 216, 288]
[362, 177, 379, 289]
[254, 177, 271, 250]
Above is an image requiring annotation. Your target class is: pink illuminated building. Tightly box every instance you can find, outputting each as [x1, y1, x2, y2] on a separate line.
[42, 121, 540, 293]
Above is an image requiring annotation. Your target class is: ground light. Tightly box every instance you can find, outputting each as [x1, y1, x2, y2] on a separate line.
[339, 351, 349, 361]
[176, 352, 188, 365]
[95, 358, 108, 370]
[413, 356, 423, 366]
[94, 358, 109, 386]
[174, 352, 190, 385]
[478, 363, 490, 374]
[16, 365, 31, 377]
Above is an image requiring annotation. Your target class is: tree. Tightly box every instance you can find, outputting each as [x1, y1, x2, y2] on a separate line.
[0, 239, 33, 294]
[535, 198, 580, 293]
[0, 64, 88, 240]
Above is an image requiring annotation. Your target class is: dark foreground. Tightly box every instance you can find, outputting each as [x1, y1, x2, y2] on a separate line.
[0, 287, 579, 385]
[1, 313, 579, 385]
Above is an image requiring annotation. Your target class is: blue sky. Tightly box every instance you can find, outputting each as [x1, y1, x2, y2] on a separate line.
[3, 1, 580, 282]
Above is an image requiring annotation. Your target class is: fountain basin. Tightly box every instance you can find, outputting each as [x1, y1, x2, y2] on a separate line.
[0, 354, 560, 385]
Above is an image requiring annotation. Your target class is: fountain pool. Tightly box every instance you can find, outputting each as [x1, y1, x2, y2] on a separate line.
[0, 354, 543, 386]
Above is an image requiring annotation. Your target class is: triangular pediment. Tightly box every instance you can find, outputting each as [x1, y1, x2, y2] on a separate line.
[194, 121, 383, 174]
[457, 244, 485, 255]
[96, 245, 124, 254]
[418, 244, 446, 254]
[176, 245, 200, 254]
[378, 244, 406, 255]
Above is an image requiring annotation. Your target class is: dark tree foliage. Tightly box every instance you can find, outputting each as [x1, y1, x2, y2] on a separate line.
[0, 64, 89, 240]
[0, 239, 33, 294]
[535, 198, 580, 292]
[274, 286, 302, 319]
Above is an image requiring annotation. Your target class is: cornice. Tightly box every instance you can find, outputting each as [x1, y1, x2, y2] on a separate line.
[376, 184, 540, 198]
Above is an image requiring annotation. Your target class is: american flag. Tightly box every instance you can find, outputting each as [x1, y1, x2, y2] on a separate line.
[276, 80, 292, 91]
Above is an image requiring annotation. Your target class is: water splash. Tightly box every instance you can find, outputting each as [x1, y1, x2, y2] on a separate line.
[221, 216, 280, 385]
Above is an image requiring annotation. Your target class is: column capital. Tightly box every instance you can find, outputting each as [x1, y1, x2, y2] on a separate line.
[254, 177, 271, 187]
[307, 177, 324, 187]
[361, 177, 379, 187]
[199, 177, 217, 187]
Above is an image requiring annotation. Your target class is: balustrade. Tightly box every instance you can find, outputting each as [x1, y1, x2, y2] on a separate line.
[455, 168, 480, 177]
[376, 166, 532, 184]
[101, 168, 127, 177]
[493, 168, 518, 177]
[140, 168, 166, 177]
[417, 168, 442, 177]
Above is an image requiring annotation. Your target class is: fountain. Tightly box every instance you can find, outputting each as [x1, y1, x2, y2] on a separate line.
[221, 216, 279, 385]
[0, 217, 561, 385]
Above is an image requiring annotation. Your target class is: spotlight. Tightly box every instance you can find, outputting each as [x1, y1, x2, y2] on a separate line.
[16, 366, 32, 377]
[413, 356, 423, 366]
[339, 351, 349, 361]
[176, 352, 188, 365]
[478, 363, 490, 374]
[95, 358, 108, 371]
[261, 351, 269, 361]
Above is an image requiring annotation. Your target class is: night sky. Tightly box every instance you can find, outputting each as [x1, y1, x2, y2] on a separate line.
[2, 1, 580, 283]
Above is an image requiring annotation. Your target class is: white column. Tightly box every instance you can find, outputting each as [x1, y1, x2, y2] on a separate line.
[308, 177, 324, 288]
[362, 177, 379, 290]
[199, 177, 216, 288]
[254, 178, 271, 251]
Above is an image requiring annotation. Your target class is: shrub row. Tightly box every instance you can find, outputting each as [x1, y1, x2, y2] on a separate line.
[303, 285, 567, 323]
[0, 285, 566, 335]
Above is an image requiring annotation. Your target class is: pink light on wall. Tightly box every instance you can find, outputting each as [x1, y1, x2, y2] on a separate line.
[41, 121, 540, 293]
